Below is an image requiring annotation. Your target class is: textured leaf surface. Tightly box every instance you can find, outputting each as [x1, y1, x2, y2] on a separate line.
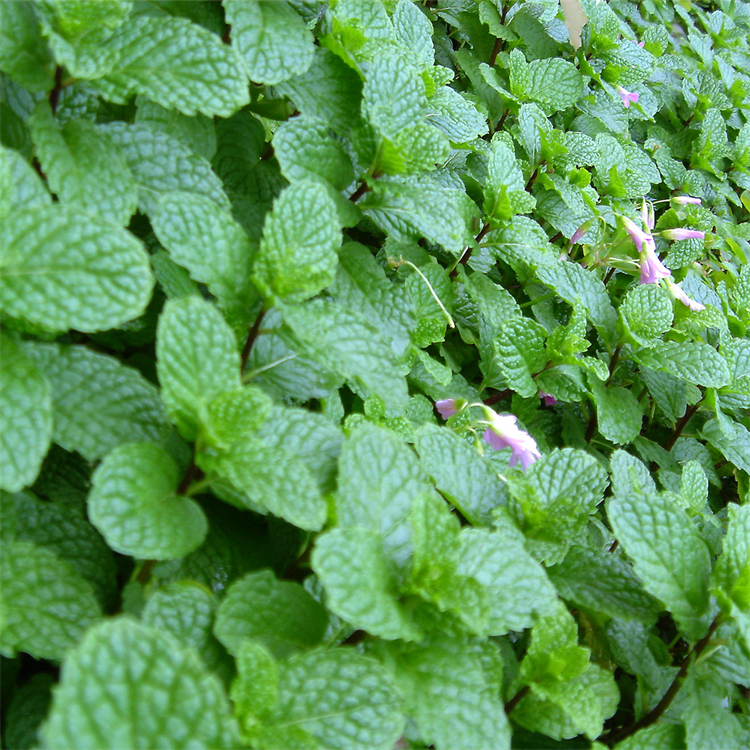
[30, 102, 137, 225]
[25, 342, 169, 462]
[267, 649, 404, 750]
[156, 297, 241, 440]
[635, 340, 731, 388]
[96, 16, 249, 117]
[608, 492, 712, 639]
[151, 191, 257, 314]
[99, 123, 230, 215]
[0, 204, 153, 332]
[11, 491, 118, 608]
[254, 181, 342, 302]
[312, 527, 422, 641]
[225, 0, 315, 85]
[0, 1, 55, 90]
[590, 381, 643, 445]
[202, 434, 327, 531]
[414, 424, 507, 525]
[41, 618, 238, 749]
[0, 146, 51, 219]
[214, 569, 328, 658]
[0, 336, 52, 492]
[88, 443, 208, 560]
[386, 634, 510, 750]
[456, 526, 559, 634]
[283, 300, 409, 416]
[0, 541, 100, 661]
[336, 423, 431, 568]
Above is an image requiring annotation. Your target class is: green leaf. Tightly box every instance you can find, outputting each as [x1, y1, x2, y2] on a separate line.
[547, 545, 660, 623]
[683, 670, 745, 750]
[427, 86, 488, 143]
[3, 673, 54, 750]
[336, 423, 432, 568]
[702, 418, 750, 474]
[25, 342, 169, 462]
[680, 459, 708, 512]
[384, 634, 511, 750]
[506, 448, 609, 553]
[635, 340, 731, 388]
[201, 433, 327, 531]
[312, 527, 422, 641]
[254, 181, 342, 302]
[215, 570, 327, 658]
[141, 582, 230, 679]
[0, 145, 52, 219]
[0, 541, 101, 661]
[485, 138, 536, 222]
[230, 640, 278, 732]
[414, 423, 509, 526]
[263, 649, 404, 750]
[273, 115, 354, 191]
[513, 57, 584, 112]
[135, 98, 217, 160]
[94, 16, 249, 117]
[156, 296, 241, 441]
[607, 492, 712, 640]
[609, 450, 655, 497]
[0, 204, 153, 332]
[495, 317, 548, 397]
[363, 50, 427, 139]
[276, 48, 363, 136]
[151, 191, 258, 316]
[10, 490, 118, 609]
[40, 617, 239, 749]
[203, 386, 272, 449]
[283, 300, 409, 416]
[615, 724, 685, 750]
[589, 380, 643, 445]
[0, 1, 55, 91]
[536, 260, 617, 335]
[99, 122, 230, 215]
[619, 284, 674, 344]
[88, 442, 208, 560]
[224, 0, 315, 86]
[456, 525, 559, 635]
[0, 335, 52, 493]
[29, 102, 137, 225]
[713, 503, 750, 610]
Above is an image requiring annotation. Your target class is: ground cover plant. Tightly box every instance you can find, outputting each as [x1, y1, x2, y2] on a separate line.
[0, 0, 749, 747]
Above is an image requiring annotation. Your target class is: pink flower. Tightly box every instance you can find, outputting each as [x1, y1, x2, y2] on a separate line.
[570, 219, 594, 245]
[539, 391, 557, 406]
[638, 41, 645, 47]
[617, 86, 639, 107]
[640, 238, 671, 284]
[667, 282, 705, 311]
[435, 399, 458, 419]
[640, 200, 654, 230]
[482, 413, 541, 471]
[620, 215, 652, 253]
[659, 228, 705, 241]
[671, 195, 701, 206]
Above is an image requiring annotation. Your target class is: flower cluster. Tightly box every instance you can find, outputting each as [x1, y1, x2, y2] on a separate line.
[617, 199, 706, 310]
[435, 400, 541, 471]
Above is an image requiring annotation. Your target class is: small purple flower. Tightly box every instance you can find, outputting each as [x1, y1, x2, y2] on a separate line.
[617, 86, 639, 107]
[638, 40, 645, 47]
[539, 391, 557, 407]
[671, 195, 702, 206]
[667, 282, 706, 311]
[659, 228, 705, 241]
[620, 215, 652, 253]
[435, 399, 458, 420]
[639, 238, 671, 284]
[482, 413, 541, 471]
[570, 219, 594, 245]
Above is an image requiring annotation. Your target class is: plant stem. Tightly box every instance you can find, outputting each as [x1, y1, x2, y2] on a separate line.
[177, 458, 200, 495]
[49, 66, 64, 114]
[664, 402, 700, 452]
[605, 345, 622, 386]
[505, 685, 530, 714]
[349, 181, 370, 203]
[607, 616, 721, 745]
[450, 222, 491, 278]
[241, 308, 266, 372]
[484, 388, 512, 406]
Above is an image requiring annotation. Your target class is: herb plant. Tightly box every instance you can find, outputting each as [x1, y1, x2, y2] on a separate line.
[1, 0, 749, 748]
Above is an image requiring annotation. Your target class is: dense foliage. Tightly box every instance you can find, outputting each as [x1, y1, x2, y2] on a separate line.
[1, 0, 749, 748]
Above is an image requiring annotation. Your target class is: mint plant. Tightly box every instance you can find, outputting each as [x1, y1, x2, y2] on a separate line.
[1, 0, 749, 748]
